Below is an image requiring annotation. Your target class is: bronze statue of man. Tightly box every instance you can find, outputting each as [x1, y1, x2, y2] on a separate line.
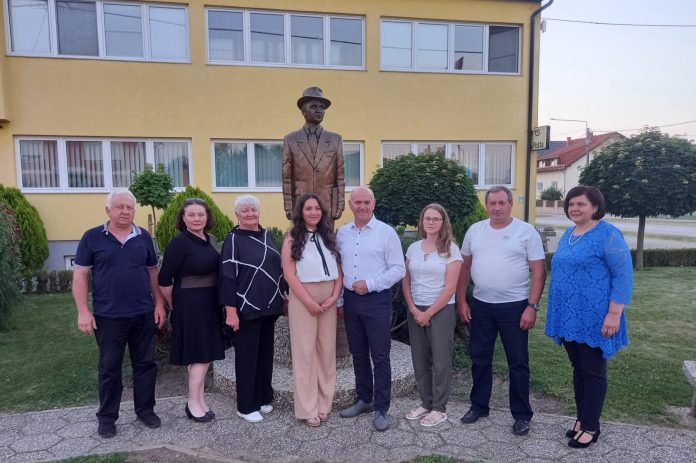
[283, 87, 345, 227]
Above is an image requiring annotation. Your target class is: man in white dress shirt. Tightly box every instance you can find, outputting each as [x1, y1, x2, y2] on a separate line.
[455, 186, 547, 436]
[336, 186, 405, 431]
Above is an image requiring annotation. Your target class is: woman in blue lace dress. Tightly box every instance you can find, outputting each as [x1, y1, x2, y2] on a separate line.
[545, 186, 633, 449]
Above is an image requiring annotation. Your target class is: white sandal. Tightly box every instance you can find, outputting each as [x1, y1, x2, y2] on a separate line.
[420, 410, 447, 427]
[406, 406, 431, 420]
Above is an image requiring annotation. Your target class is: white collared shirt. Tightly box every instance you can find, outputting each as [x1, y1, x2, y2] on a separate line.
[337, 215, 405, 293]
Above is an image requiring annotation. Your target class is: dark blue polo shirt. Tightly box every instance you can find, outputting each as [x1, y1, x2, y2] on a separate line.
[74, 223, 158, 319]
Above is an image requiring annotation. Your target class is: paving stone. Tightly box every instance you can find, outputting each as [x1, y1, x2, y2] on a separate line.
[520, 436, 572, 459]
[0, 430, 21, 446]
[604, 448, 660, 463]
[647, 446, 696, 462]
[475, 440, 526, 461]
[439, 426, 488, 447]
[48, 437, 100, 460]
[413, 430, 446, 450]
[600, 428, 656, 452]
[642, 428, 695, 448]
[327, 420, 373, 442]
[287, 422, 332, 441]
[0, 414, 28, 431]
[0, 446, 15, 461]
[19, 415, 67, 435]
[252, 434, 302, 458]
[56, 420, 100, 439]
[371, 429, 416, 449]
[6, 449, 53, 463]
[9, 433, 61, 452]
[434, 444, 490, 461]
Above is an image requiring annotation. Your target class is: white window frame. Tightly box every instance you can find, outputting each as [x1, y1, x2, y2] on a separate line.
[205, 7, 365, 70]
[211, 139, 364, 192]
[4, 0, 190, 63]
[15, 136, 192, 193]
[380, 141, 516, 189]
[380, 18, 520, 75]
[342, 141, 364, 190]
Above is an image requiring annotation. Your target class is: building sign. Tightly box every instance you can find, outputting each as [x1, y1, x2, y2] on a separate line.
[531, 125, 550, 150]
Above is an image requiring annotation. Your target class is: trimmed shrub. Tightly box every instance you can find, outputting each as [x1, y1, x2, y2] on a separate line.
[267, 226, 285, 251]
[0, 185, 49, 273]
[544, 248, 696, 269]
[540, 186, 563, 201]
[155, 187, 233, 251]
[129, 163, 175, 228]
[451, 198, 488, 244]
[21, 270, 75, 293]
[0, 207, 22, 329]
[369, 154, 478, 227]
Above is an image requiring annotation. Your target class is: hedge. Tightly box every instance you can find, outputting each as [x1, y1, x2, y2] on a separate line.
[544, 248, 696, 269]
[0, 208, 21, 329]
[0, 185, 49, 273]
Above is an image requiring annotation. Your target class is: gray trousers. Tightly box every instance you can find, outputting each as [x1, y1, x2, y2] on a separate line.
[407, 303, 456, 412]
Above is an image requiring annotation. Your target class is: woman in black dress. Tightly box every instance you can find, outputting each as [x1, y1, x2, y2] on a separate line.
[159, 198, 225, 423]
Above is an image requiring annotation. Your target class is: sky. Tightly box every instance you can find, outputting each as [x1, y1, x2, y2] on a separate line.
[538, 0, 696, 142]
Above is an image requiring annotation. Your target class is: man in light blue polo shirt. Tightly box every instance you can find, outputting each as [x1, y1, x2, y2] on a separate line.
[72, 188, 166, 439]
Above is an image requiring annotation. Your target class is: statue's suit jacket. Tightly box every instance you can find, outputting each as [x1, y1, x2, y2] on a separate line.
[282, 127, 345, 220]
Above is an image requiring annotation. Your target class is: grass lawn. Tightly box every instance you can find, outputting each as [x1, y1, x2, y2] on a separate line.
[0, 292, 99, 412]
[54, 454, 127, 463]
[488, 266, 696, 426]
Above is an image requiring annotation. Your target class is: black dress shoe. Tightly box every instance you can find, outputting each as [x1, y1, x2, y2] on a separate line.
[185, 403, 214, 423]
[98, 421, 117, 438]
[137, 412, 162, 428]
[513, 419, 530, 436]
[205, 410, 216, 418]
[460, 408, 489, 424]
[568, 429, 598, 448]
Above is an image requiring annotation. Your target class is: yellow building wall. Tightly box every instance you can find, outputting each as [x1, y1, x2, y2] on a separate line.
[0, 0, 540, 242]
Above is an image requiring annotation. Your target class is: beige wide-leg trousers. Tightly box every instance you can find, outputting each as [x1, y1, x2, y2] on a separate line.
[288, 280, 337, 419]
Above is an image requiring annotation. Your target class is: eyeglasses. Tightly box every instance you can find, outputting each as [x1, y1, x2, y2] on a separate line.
[183, 198, 205, 205]
[423, 217, 443, 223]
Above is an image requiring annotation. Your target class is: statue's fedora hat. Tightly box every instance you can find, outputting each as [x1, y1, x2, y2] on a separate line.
[297, 86, 332, 109]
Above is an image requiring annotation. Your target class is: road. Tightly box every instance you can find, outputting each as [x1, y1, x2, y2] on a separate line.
[535, 214, 696, 252]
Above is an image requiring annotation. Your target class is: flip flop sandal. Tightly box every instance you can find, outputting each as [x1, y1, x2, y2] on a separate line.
[420, 411, 448, 427]
[406, 406, 431, 420]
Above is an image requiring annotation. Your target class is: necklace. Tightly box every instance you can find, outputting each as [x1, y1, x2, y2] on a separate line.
[568, 221, 597, 246]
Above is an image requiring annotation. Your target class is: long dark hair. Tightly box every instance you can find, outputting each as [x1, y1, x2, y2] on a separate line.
[290, 193, 339, 261]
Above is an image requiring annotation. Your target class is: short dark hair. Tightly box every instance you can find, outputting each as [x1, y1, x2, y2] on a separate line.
[563, 186, 606, 220]
[175, 198, 214, 231]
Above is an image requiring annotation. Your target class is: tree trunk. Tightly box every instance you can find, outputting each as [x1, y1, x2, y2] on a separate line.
[636, 214, 646, 271]
[151, 206, 157, 233]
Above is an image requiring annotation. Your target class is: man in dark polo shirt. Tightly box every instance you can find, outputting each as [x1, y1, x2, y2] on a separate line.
[72, 188, 166, 438]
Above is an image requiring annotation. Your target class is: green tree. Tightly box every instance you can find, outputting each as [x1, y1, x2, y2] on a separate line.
[0, 207, 22, 329]
[0, 185, 49, 273]
[540, 186, 563, 201]
[369, 154, 478, 227]
[155, 186, 234, 251]
[129, 163, 174, 228]
[579, 129, 696, 270]
[451, 197, 488, 244]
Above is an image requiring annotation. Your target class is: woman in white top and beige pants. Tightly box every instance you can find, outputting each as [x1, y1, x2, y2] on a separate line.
[281, 193, 343, 427]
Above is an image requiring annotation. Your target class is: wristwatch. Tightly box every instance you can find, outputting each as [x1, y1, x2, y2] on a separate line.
[527, 303, 540, 311]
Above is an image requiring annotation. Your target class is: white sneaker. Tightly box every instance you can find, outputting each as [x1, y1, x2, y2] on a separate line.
[260, 404, 273, 414]
[237, 411, 263, 423]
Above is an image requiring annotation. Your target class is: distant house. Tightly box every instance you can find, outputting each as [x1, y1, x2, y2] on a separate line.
[536, 132, 624, 198]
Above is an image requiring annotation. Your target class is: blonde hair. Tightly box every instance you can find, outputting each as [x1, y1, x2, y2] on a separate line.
[417, 203, 454, 258]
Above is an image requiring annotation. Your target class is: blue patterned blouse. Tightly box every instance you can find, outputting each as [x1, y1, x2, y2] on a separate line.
[545, 220, 633, 359]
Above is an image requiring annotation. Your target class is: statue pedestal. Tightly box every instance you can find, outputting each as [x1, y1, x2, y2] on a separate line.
[213, 315, 415, 409]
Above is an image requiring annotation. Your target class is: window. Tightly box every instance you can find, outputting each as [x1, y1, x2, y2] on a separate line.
[551, 181, 558, 189]
[6, 0, 189, 62]
[537, 182, 543, 192]
[381, 141, 515, 187]
[381, 19, 520, 74]
[213, 140, 363, 190]
[206, 8, 364, 69]
[17, 137, 192, 192]
[343, 143, 363, 187]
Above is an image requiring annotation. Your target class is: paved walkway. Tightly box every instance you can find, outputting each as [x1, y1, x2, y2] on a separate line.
[1, 394, 695, 463]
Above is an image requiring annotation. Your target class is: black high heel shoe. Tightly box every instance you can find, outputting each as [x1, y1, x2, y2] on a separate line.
[185, 403, 214, 423]
[565, 420, 580, 438]
[568, 429, 600, 448]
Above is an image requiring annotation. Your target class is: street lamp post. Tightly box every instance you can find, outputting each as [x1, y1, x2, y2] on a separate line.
[550, 117, 590, 166]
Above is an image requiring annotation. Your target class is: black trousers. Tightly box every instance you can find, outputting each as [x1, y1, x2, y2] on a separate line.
[562, 339, 607, 432]
[94, 314, 157, 424]
[233, 314, 278, 414]
[469, 298, 533, 421]
[343, 289, 392, 413]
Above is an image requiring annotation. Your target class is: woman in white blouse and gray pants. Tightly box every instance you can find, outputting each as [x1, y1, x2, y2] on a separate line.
[281, 193, 343, 427]
[402, 203, 462, 427]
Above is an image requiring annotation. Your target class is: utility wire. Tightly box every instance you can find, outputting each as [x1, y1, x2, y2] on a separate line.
[594, 120, 696, 132]
[543, 17, 696, 27]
